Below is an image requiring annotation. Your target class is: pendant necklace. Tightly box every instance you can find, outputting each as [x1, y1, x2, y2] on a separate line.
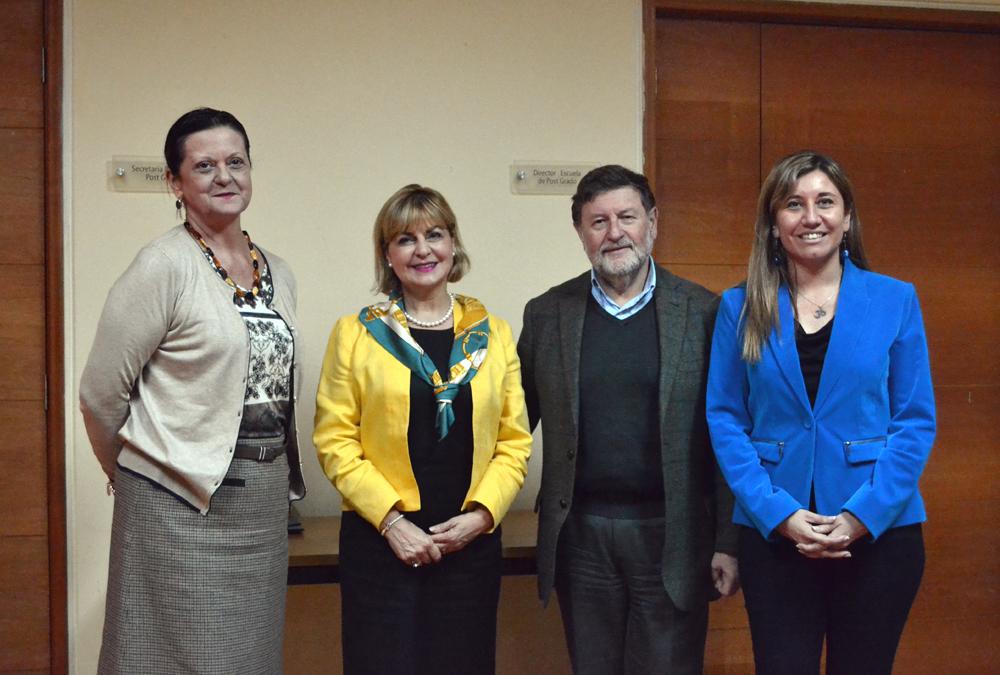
[798, 288, 837, 319]
[403, 293, 455, 328]
[185, 221, 261, 307]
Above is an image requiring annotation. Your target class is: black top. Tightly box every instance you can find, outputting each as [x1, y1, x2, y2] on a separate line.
[795, 317, 834, 407]
[405, 328, 475, 530]
[575, 295, 664, 518]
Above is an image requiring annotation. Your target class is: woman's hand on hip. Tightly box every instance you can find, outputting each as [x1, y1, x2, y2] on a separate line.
[429, 505, 494, 555]
[777, 509, 852, 559]
[384, 517, 443, 567]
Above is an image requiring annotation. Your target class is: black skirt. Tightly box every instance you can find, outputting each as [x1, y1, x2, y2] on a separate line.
[339, 511, 502, 675]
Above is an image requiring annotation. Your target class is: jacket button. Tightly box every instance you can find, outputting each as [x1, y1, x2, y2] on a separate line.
[803, 420, 812, 429]
[567, 449, 575, 459]
[559, 498, 568, 508]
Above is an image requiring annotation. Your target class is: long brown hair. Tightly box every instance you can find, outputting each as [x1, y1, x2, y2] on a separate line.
[741, 151, 870, 363]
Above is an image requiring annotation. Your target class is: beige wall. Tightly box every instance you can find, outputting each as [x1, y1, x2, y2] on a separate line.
[64, 0, 999, 673]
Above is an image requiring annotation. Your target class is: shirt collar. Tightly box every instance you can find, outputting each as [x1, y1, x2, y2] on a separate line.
[589, 259, 656, 320]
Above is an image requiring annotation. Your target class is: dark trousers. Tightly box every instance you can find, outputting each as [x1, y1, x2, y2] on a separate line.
[339, 511, 502, 675]
[554, 512, 708, 675]
[739, 523, 924, 675]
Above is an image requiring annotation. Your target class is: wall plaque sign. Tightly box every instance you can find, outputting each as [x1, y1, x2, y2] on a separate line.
[108, 156, 168, 192]
[510, 162, 597, 195]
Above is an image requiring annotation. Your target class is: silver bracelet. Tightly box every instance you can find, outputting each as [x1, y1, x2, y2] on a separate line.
[380, 513, 405, 537]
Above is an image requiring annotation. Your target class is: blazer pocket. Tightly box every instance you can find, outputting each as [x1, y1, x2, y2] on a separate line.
[751, 439, 784, 464]
[843, 436, 887, 464]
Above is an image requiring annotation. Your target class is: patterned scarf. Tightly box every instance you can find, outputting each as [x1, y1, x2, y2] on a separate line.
[359, 293, 490, 439]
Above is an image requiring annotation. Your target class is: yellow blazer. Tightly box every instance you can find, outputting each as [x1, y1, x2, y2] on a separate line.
[314, 300, 532, 531]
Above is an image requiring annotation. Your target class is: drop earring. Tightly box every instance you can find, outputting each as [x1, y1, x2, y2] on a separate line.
[175, 199, 183, 219]
[769, 232, 783, 267]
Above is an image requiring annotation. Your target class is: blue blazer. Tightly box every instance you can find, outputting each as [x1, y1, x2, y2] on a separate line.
[706, 260, 935, 540]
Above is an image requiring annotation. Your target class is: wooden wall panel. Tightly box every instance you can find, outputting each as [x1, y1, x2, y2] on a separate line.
[916, 387, 999, 618]
[0, 0, 43, 128]
[652, 18, 760, 267]
[0, 1, 55, 671]
[761, 25, 1000, 271]
[0, 537, 50, 671]
[897, 385, 1000, 670]
[667, 263, 747, 295]
[884, 265, 1000, 386]
[43, 0, 68, 670]
[0, 128, 44, 265]
[0, 264, 45, 400]
[0, 403, 47, 537]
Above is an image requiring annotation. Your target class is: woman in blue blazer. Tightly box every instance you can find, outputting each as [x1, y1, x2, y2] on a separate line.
[707, 151, 935, 675]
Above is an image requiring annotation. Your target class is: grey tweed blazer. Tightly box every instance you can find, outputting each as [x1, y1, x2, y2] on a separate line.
[517, 264, 738, 611]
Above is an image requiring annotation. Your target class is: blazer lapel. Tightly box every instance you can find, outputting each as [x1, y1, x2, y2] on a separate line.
[814, 260, 870, 414]
[771, 287, 813, 415]
[655, 268, 686, 424]
[558, 277, 588, 430]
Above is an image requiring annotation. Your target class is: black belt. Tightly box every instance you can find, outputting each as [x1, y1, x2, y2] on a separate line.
[233, 444, 286, 462]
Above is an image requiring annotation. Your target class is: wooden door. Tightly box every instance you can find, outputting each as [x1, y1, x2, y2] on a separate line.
[649, 6, 1000, 673]
[0, 0, 64, 672]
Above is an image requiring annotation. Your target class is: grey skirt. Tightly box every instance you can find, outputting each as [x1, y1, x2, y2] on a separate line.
[98, 453, 290, 675]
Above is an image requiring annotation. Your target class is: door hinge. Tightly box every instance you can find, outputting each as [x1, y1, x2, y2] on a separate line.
[44, 375, 49, 412]
[41, 46, 46, 83]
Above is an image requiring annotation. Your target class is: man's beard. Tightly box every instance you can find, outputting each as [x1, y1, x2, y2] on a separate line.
[590, 227, 654, 281]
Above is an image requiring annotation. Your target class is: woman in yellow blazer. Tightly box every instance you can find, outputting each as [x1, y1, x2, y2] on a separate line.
[314, 184, 532, 675]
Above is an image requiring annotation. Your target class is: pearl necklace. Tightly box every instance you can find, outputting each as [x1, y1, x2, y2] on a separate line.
[403, 293, 455, 328]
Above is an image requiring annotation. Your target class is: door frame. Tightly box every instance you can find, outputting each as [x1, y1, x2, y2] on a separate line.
[642, 0, 1000, 180]
[44, 0, 66, 671]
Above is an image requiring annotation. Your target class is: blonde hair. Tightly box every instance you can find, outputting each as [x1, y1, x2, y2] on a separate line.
[741, 151, 869, 363]
[372, 184, 471, 295]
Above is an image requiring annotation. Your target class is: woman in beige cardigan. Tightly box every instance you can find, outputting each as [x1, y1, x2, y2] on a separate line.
[80, 108, 304, 674]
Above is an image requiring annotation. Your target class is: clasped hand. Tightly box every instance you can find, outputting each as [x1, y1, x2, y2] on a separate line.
[383, 506, 494, 567]
[777, 509, 868, 559]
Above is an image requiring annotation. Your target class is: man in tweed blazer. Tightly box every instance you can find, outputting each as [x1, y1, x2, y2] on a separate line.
[517, 165, 739, 674]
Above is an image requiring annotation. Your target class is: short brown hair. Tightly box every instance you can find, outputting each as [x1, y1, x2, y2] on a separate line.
[372, 184, 471, 295]
[571, 164, 655, 226]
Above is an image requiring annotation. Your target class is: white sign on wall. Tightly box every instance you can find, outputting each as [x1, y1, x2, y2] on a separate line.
[510, 162, 597, 195]
[107, 156, 168, 193]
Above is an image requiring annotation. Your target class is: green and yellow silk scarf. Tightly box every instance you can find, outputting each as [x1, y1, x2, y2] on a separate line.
[359, 293, 489, 439]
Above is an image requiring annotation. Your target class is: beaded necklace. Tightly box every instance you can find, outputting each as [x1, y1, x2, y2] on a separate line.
[184, 221, 261, 307]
